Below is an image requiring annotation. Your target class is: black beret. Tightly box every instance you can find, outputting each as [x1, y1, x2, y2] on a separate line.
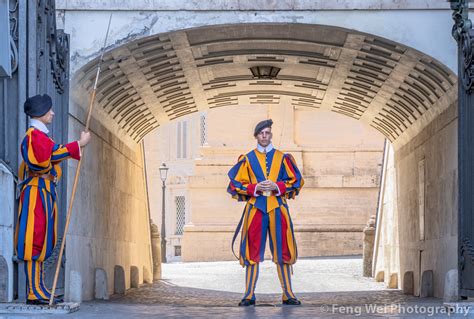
[254, 119, 273, 136]
[24, 94, 52, 117]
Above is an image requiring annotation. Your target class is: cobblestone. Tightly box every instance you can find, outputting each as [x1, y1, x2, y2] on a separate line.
[2, 257, 471, 318]
[77, 257, 469, 318]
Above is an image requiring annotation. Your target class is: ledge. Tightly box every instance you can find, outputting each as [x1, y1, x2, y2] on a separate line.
[183, 224, 365, 233]
[56, 0, 452, 11]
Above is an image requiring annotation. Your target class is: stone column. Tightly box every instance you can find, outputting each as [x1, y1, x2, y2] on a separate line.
[0, 164, 15, 302]
[150, 222, 162, 281]
[363, 215, 376, 277]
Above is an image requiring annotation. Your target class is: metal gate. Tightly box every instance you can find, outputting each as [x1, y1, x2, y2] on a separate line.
[450, 0, 474, 297]
[0, 0, 70, 300]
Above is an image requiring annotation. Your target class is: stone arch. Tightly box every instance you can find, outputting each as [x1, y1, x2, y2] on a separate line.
[72, 23, 456, 149]
[68, 22, 458, 300]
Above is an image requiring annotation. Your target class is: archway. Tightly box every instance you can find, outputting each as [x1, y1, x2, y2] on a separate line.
[68, 23, 457, 301]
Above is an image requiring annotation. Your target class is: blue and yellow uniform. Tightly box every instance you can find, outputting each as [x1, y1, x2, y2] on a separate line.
[228, 145, 303, 303]
[15, 125, 80, 302]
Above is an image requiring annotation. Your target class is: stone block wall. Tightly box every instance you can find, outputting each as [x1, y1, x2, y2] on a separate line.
[146, 106, 385, 262]
[65, 105, 153, 301]
[374, 101, 458, 298]
[182, 225, 364, 262]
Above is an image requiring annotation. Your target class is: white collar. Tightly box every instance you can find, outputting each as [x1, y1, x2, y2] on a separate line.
[257, 143, 274, 154]
[30, 119, 49, 134]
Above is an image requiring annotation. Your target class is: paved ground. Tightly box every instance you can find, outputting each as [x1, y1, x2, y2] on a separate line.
[159, 256, 386, 294]
[2, 257, 473, 318]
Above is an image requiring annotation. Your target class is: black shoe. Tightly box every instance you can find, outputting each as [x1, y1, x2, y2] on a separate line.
[26, 299, 49, 305]
[26, 297, 63, 305]
[238, 299, 256, 307]
[282, 298, 301, 305]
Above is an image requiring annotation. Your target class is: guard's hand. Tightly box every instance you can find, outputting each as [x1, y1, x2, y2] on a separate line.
[265, 180, 278, 191]
[256, 181, 269, 192]
[79, 131, 91, 147]
[257, 180, 277, 191]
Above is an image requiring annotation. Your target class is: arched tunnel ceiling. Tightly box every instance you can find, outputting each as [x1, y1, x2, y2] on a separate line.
[73, 23, 457, 146]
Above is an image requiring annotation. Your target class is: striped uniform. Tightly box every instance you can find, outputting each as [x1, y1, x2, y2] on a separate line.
[15, 127, 80, 301]
[228, 148, 303, 301]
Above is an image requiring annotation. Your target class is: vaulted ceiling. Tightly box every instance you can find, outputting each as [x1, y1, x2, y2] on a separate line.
[73, 23, 457, 146]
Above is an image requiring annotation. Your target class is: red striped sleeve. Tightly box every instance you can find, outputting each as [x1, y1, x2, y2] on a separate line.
[30, 130, 54, 163]
[65, 141, 81, 160]
[275, 181, 286, 195]
[246, 183, 257, 196]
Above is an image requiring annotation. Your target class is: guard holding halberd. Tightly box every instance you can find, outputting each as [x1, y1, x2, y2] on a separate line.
[15, 94, 91, 305]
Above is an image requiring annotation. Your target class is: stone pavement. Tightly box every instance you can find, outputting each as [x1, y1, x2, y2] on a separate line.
[159, 256, 386, 294]
[1, 257, 472, 318]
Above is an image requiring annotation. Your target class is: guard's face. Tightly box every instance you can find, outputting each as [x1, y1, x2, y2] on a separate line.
[256, 127, 272, 147]
[38, 108, 54, 124]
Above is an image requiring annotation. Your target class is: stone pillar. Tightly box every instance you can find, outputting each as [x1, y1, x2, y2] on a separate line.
[388, 273, 398, 289]
[0, 256, 8, 302]
[0, 164, 14, 302]
[69, 270, 82, 303]
[94, 268, 109, 300]
[130, 266, 139, 288]
[114, 265, 126, 295]
[444, 269, 460, 302]
[363, 215, 376, 277]
[403, 271, 414, 295]
[375, 271, 384, 282]
[150, 222, 162, 281]
[420, 270, 434, 297]
[143, 266, 152, 284]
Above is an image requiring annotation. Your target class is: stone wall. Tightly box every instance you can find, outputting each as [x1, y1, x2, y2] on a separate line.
[144, 105, 385, 262]
[59, 2, 457, 76]
[182, 226, 365, 262]
[374, 101, 457, 298]
[182, 179, 380, 262]
[65, 104, 153, 301]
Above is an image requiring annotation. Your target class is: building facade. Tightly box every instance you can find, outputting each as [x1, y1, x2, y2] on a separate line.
[145, 105, 385, 262]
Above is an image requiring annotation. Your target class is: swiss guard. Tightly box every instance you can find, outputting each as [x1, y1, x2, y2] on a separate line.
[15, 94, 91, 304]
[227, 119, 304, 306]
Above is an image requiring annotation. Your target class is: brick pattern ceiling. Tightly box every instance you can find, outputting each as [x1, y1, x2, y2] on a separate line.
[74, 24, 457, 145]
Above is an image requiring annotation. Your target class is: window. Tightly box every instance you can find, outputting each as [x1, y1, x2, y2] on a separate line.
[176, 121, 187, 159]
[200, 114, 207, 146]
[175, 195, 186, 235]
